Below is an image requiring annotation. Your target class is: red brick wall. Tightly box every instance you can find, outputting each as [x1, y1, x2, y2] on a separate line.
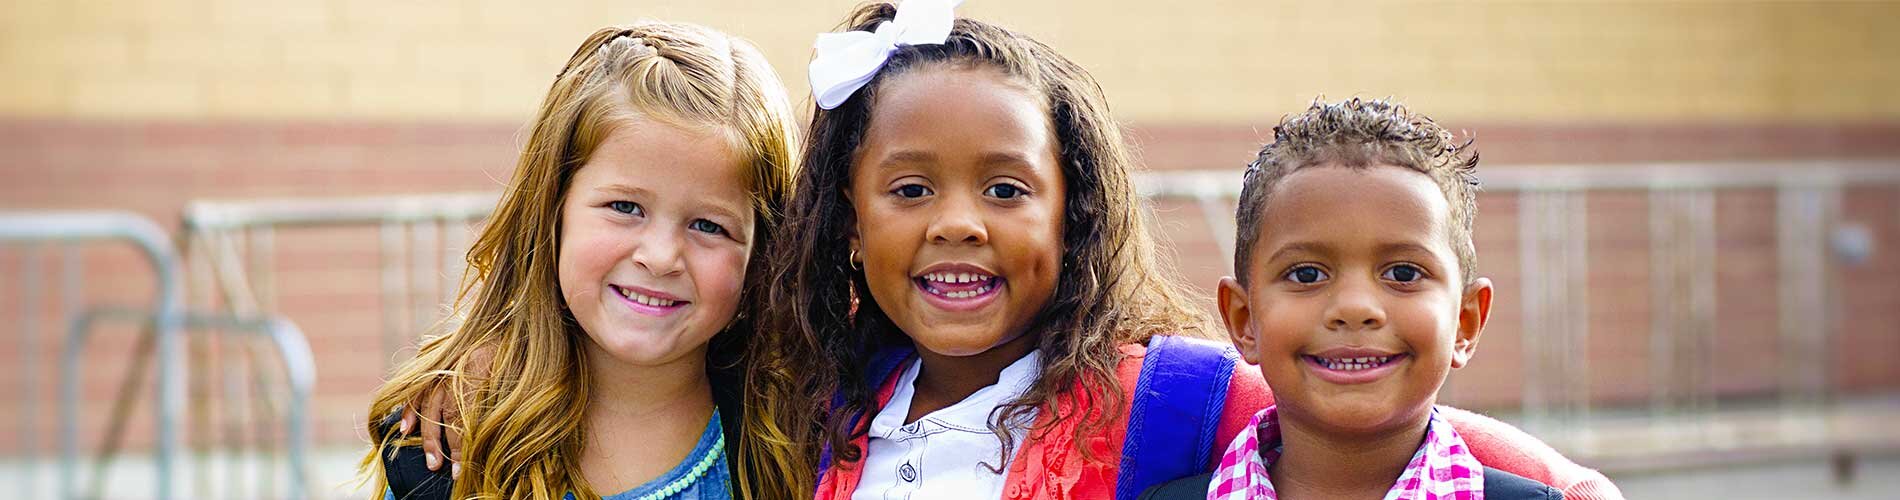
[2, 119, 1897, 451]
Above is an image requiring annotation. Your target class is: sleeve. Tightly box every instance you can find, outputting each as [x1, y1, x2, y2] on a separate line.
[1442, 406, 1623, 500]
[1207, 363, 1275, 469]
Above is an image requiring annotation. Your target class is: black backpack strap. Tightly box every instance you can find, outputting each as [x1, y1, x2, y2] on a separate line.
[1136, 472, 1213, 500]
[1483, 466, 1566, 500]
[374, 410, 454, 500]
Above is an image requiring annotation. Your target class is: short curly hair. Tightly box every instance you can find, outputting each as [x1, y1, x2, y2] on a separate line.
[1233, 98, 1481, 287]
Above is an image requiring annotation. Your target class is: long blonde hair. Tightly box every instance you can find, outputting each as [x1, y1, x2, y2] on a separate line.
[359, 21, 807, 500]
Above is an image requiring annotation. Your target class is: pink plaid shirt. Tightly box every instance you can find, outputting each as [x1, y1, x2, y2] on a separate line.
[1207, 405, 1485, 500]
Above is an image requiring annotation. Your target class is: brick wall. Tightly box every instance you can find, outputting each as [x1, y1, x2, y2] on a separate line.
[4, 1, 1898, 122]
[3, 119, 1897, 451]
[4, 0, 1899, 456]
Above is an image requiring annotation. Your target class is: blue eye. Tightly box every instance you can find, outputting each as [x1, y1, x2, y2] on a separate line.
[1382, 264, 1424, 283]
[894, 184, 931, 198]
[689, 219, 726, 235]
[609, 201, 642, 216]
[984, 184, 1025, 199]
[1284, 265, 1329, 284]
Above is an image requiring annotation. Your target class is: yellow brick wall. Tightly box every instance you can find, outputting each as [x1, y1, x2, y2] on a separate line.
[2, 0, 1895, 122]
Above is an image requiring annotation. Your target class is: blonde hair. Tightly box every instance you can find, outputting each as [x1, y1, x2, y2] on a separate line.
[359, 21, 806, 500]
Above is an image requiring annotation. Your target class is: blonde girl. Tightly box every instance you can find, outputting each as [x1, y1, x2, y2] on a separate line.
[361, 21, 808, 500]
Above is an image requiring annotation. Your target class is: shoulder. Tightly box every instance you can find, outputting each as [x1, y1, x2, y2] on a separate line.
[1485, 466, 1566, 500]
[372, 412, 452, 500]
[381, 442, 453, 500]
[1137, 472, 1212, 500]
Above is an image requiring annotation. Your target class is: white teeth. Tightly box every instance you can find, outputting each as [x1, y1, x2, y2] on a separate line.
[922, 271, 994, 284]
[618, 287, 677, 307]
[932, 284, 994, 299]
[1318, 356, 1393, 371]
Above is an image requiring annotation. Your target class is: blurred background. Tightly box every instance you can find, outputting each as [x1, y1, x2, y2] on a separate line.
[2, 1, 1897, 498]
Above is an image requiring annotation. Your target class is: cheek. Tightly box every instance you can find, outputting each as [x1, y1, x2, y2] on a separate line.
[1393, 294, 1460, 352]
[1018, 199, 1067, 276]
[690, 245, 751, 313]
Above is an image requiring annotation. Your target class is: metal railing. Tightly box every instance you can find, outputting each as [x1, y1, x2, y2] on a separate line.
[181, 192, 496, 368]
[2, 212, 184, 500]
[1135, 160, 1900, 468]
[2, 211, 317, 500]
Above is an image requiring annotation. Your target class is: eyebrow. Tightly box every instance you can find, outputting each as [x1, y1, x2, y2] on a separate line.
[876, 150, 937, 169]
[1266, 242, 1334, 264]
[979, 151, 1037, 168]
[875, 150, 1043, 170]
[1267, 241, 1444, 263]
[594, 184, 651, 197]
[691, 200, 748, 224]
[1374, 241, 1441, 258]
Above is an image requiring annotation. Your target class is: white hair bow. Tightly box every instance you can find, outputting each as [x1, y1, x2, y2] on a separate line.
[809, 0, 964, 110]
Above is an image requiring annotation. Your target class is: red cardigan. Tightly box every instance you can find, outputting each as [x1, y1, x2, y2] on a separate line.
[815, 343, 1622, 500]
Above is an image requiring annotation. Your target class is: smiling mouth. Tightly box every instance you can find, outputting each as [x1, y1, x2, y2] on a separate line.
[1305, 355, 1401, 371]
[914, 271, 1003, 300]
[610, 285, 687, 309]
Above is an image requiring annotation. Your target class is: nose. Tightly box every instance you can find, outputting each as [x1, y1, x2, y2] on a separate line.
[925, 193, 988, 246]
[629, 226, 686, 276]
[1324, 279, 1386, 331]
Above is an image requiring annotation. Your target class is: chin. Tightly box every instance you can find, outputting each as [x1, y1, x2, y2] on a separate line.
[1307, 399, 1431, 435]
[910, 328, 1013, 357]
[596, 332, 692, 365]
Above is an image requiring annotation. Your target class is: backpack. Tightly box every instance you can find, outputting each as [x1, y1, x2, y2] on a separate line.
[818, 334, 1240, 500]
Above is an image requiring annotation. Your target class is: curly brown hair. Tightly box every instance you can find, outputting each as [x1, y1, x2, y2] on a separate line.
[1234, 98, 1482, 287]
[765, 2, 1212, 470]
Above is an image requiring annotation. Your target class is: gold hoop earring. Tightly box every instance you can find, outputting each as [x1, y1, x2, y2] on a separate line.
[849, 247, 862, 270]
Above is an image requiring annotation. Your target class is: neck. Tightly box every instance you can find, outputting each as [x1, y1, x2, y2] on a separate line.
[1269, 406, 1432, 499]
[576, 342, 717, 494]
[905, 331, 1040, 422]
[582, 342, 715, 431]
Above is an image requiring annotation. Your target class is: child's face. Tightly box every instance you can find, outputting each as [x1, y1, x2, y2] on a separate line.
[1218, 165, 1492, 435]
[847, 66, 1066, 357]
[558, 118, 755, 369]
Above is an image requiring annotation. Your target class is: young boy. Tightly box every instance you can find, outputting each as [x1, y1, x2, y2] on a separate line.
[1142, 99, 1570, 500]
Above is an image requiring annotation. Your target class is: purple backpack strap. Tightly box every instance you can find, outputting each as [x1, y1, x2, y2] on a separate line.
[1114, 334, 1239, 500]
[816, 345, 916, 484]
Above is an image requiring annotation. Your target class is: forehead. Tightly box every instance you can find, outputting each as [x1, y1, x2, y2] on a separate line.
[858, 65, 1052, 159]
[1252, 165, 1453, 259]
[574, 119, 752, 208]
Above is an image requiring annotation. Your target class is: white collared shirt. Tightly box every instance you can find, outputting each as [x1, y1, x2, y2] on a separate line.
[852, 350, 1042, 500]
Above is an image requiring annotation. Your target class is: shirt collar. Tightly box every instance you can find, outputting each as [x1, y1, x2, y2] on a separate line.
[868, 349, 1042, 437]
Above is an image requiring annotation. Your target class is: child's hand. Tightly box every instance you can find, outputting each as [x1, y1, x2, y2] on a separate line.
[399, 385, 463, 478]
[395, 345, 492, 479]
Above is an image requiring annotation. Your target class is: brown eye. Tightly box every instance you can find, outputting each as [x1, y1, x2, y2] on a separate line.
[983, 184, 1024, 199]
[894, 184, 931, 198]
[1382, 264, 1424, 283]
[1284, 265, 1328, 284]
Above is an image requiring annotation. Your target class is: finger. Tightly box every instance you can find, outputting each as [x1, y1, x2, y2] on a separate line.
[420, 389, 445, 471]
[400, 405, 417, 436]
[445, 415, 464, 467]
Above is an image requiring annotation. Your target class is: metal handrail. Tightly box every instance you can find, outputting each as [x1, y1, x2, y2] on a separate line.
[58, 308, 315, 500]
[1, 212, 184, 500]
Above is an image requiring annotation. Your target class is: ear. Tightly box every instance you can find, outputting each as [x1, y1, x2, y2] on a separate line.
[1217, 277, 1261, 365]
[842, 190, 862, 263]
[1451, 277, 1493, 369]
